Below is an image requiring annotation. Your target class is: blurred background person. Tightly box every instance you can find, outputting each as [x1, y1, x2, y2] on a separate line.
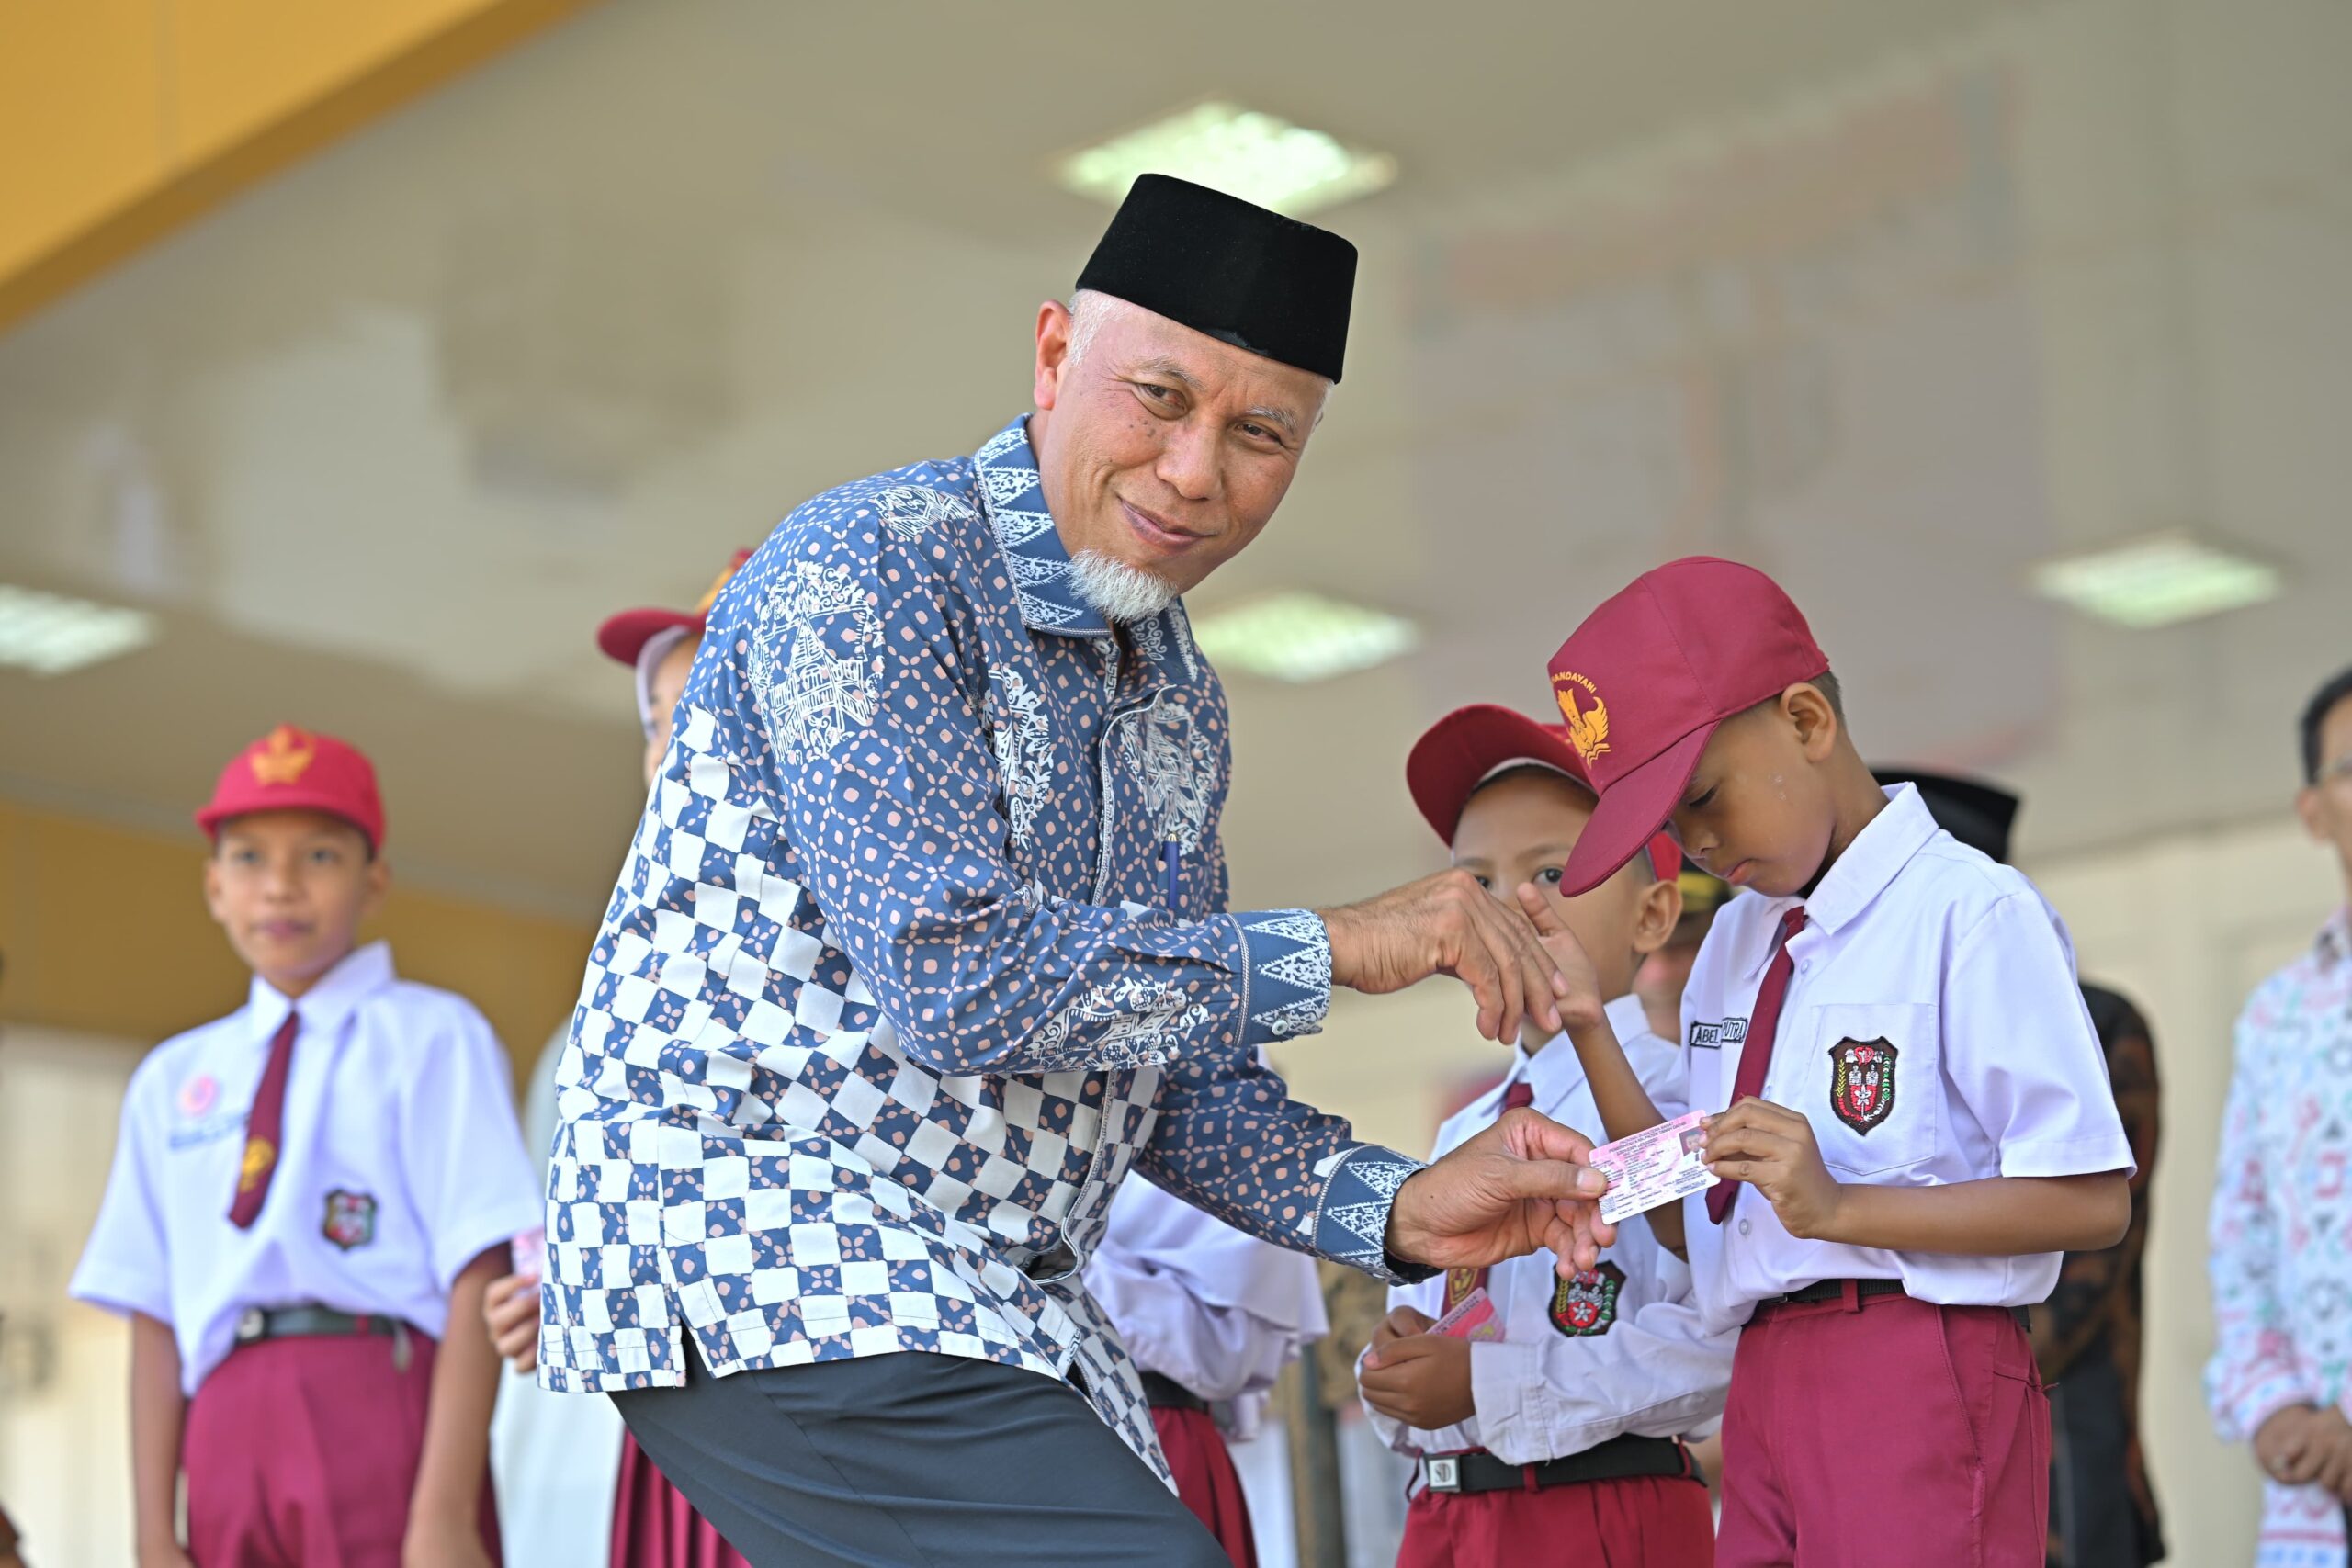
[2207, 666, 2352, 1567]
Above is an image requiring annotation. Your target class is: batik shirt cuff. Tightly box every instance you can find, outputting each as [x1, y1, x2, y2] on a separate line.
[1306, 1145, 1435, 1284]
[1233, 909, 1331, 1050]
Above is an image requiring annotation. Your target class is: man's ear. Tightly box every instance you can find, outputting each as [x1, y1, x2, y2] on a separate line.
[2298, 784, 2327, 845]
[1034, 299, 1074, 412]
[1631, 875, 1683, 957]
[1787, 682, 1840, 762]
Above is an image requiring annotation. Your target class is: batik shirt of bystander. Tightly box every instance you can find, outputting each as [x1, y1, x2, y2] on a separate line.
[537, 417, 1420, 1478]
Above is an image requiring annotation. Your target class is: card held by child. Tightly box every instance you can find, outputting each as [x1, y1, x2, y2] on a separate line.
[1590, 1111, 1720, 1225]
[1429, 1285, 1506, 1342]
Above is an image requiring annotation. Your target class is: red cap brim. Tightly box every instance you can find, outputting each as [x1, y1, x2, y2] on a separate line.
[597, 608, 706, 667]
[1406, 705, 1591, 845]
[195, 791, 380, 852]
[1559, 722, 1717, 897]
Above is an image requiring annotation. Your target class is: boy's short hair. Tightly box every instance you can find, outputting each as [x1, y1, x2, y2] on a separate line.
[1470, 764, 1657, 883]
[2301, 664, 2352, 784]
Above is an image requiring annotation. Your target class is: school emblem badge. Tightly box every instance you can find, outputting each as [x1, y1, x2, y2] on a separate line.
[1551, 671, 1611, 768]
[322, 1189, 378, 1250]
[1441, 1267, 1481, 1315]
[1828, 1038, 1898, 1134]
[1550, 1261, 1625, 1337]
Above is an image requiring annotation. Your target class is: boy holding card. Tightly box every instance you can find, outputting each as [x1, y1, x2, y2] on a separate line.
[1537, 558, 2133, 1566]
[1355, 705, 1734, 1566]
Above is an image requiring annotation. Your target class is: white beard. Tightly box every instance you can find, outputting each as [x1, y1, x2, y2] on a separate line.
[1069, 550, 1179, 625]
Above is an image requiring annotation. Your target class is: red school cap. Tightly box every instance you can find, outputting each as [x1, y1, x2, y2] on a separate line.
[594, 548, 753, 667]
[1407, 704, 1681, 881]
[195, 725, 387, 852]
[1544, 557, 1828, 897]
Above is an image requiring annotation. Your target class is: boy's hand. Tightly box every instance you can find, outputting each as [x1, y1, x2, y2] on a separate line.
[1702, 1099, 1846, 1240]
[483, 1271, 541, 1373]
[1359, 1331, 1475, 1431]
[1515, 883, 1608, 1034]
[1370, 1304, 1435, 1354]
[137, 1542, 197, 1568]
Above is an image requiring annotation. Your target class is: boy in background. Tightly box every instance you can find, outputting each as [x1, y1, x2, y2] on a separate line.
[1356, 704, 1731, 1565]
[71, 726, 540, 1567]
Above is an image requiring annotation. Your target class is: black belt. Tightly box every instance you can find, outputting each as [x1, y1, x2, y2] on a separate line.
[1753, 1279, 2030, 1332]
[1419, 1434, 1691, 1495]
[233, 1305, 407, 1344]
[1138, 1371, 1207, 1414]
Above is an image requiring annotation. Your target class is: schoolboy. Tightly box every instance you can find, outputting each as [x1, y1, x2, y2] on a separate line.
[1356, 704, 1732, 1566]
[1538, 558, 2133, 1566]
[70, 725, 541, 1568]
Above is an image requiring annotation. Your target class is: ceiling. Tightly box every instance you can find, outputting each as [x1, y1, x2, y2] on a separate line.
[1, 0, 2346, 919]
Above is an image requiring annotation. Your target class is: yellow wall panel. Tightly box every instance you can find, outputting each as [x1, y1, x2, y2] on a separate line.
[0, 799, 593, 1086]
[0, 0, 169, 278]
[164, 0, 496, 165]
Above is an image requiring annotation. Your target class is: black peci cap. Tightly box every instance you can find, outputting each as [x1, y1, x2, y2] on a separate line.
[1875, 767, 2021, 864]
[1077, 175, 1357, 382]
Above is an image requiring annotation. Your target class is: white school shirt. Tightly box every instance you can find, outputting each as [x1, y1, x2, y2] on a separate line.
[1361, 995, 1736, 1465]
[1085, 1173, 1329, 1439]
[70, 942, 544, 1395]
[1680, 784, 2135, 1337]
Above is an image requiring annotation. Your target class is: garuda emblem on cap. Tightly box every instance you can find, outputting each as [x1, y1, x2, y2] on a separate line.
[250, 725, 317, 786]
[1552, 672, 1611, 768]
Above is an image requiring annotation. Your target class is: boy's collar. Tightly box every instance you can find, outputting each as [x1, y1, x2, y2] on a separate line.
[248, 941, 396, 1039]
[1786, 784, 1939, 938]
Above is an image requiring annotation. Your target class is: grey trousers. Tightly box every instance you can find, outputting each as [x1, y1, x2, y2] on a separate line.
[610, 1349, 1227, 1568]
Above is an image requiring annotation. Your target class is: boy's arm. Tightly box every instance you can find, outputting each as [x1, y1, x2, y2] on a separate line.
[403, 1246, 506, 1568]
[1701, 1099, 2131, 1252]
[1517, 886, 1684, 1257]
[130, 1312, 194, 1568]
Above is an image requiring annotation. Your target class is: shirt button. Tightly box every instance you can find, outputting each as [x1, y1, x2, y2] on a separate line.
[1737, 1219, 1752, 1236]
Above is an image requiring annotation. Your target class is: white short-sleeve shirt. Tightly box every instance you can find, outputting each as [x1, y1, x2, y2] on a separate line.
[70, 942, 544, 1394]
[1680, 785, 2135, 1336]
[1361, 995, 1736, 1465]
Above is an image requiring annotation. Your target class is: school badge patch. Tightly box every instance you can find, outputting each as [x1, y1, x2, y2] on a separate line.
[1828, 1038, 1898, 1134]
[322, 1189, 378, 1251]
[1442, 1267, 1481, 1315]
[1550, 1261, 1625, 1337]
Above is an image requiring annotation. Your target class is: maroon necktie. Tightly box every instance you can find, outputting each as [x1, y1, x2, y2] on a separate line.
[1708, 908, 1807, 1224]
[1467, 1080, 1538, 1294]
[230, 1010, 299, 1228]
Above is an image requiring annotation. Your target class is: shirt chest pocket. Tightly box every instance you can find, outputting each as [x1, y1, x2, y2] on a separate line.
[1796, 1002, 1938, 1178]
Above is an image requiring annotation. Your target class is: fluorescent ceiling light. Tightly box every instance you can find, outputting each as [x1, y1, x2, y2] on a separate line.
[2030, 534, 2282, 629]
[1191, 592, 1419, 682]
[1058, 100, 1396, 219]
[0, 585, 158, 674]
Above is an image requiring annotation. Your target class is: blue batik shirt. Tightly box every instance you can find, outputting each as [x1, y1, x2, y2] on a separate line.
[538, 415, 1424, 1472]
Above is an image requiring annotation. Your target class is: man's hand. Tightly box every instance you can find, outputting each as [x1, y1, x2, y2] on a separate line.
[1321, 870, 1567, 1045]
[1385, 1110, 1613, 1276]
[1514, 884, 1609, 1036]
[483, 1271, 541, 1374]
[1702, 1099, 1846, 1240]
[1359, 1328, 1475, 1431]
[2256, 1404, 2324, 1486]
[137, 1540, 197, 1568]
[2311, 1409, 2352, 1499]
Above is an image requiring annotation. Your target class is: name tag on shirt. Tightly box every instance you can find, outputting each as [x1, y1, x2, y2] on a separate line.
[1689, 1018, 1747, 1051]
[168, 1109, 249, 1150]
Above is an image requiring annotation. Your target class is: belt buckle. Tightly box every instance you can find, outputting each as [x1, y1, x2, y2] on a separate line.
[1423, 1455, 1462, 1494]
[235, 1307, 266, 1344]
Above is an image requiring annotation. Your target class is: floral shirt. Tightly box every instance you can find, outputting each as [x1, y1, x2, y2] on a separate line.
[537, 415, 1422, 1476]
[2209, 906, 2352, 1566]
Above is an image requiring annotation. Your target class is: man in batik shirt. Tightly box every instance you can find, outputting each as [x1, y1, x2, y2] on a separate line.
[2209, 664, 2352, 1567]
[537, 176, 1611, 1567]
